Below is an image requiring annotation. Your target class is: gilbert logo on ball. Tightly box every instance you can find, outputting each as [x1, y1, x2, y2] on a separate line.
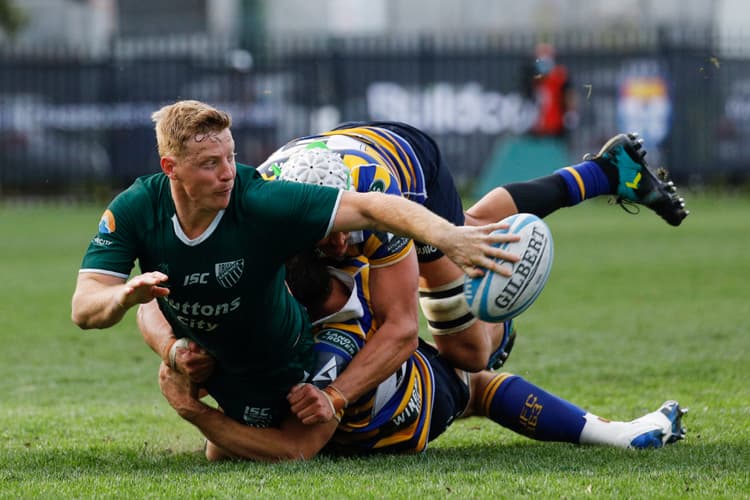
[464, 213, 554, 322]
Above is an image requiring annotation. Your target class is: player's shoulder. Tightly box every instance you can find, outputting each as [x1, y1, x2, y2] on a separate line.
[112, 173, 168, 211]
[235, 162, 261, 181]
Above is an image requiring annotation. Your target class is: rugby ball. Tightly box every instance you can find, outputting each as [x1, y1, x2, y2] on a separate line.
[464, 213, 554, 322]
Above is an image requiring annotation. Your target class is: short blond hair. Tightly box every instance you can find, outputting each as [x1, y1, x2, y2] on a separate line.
[151, 100, 232, 158]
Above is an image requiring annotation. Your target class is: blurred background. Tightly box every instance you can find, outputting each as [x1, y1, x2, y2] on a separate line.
[2, 0, 750, 199]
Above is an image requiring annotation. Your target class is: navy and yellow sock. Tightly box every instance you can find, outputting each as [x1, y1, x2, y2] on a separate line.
[480, 374, 586, 443]
[503, 158, 617, 218]
[554, 160, 616, 205]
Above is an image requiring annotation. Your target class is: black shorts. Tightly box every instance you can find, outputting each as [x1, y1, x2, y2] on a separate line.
[204, 370, 297, 428]
[334, 121, 465, 263]
[203, 333, 315, 428]
[416, 339, 470, 442]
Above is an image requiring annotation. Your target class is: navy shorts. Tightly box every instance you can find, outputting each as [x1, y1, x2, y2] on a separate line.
[416, 339, 470, 442]
[334, 121, 465, 263]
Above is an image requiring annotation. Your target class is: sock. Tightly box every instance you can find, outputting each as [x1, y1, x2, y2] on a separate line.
[554, 160, 616, 205]
[578, 414, 633, 448]
[480, 374, 586, 443]
[503, 175, 569, 218]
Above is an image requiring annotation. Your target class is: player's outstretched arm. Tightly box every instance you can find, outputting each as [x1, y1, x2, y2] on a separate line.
[333, 191, 520, 278]
[71, 271, 169, 329]
[159, 363, 336, 461]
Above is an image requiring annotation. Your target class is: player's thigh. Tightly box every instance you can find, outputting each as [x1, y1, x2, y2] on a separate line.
[418, 255, 464, 289]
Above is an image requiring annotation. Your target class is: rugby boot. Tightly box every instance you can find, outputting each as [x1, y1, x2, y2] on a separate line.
[623, 400, 688, 449]
[487, 319, 516, 370]
[585, 133, 689, 226]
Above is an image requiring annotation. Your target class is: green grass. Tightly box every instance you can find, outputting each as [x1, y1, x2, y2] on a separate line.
[1, 194, 749, 498]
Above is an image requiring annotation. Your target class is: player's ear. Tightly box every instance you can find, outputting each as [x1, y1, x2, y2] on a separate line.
[161, 156, 177, 179]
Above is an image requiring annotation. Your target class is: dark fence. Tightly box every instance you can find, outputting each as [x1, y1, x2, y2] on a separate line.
[1, 30, 749, 198]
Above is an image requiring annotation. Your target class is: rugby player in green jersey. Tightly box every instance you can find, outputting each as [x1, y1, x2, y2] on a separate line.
[156, 250, 686, 462]
[71, 99, 520, 428]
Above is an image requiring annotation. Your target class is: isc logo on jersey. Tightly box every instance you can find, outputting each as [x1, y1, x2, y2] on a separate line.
[243, 406, 273, 427]
[464, 213, 554, 323]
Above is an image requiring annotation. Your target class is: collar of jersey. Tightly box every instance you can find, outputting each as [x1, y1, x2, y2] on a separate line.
[171, 210, 225, 246]
[312, 267, 364, 326]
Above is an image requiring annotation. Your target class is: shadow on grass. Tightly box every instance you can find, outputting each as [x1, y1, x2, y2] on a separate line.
[2, 440, 748, 480]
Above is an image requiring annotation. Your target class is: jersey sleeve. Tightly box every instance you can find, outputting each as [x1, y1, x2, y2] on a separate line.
[308, 328, 362, 390]
[245, 174, 342, 257]
[350, 164, 414, 267]
[79, 183, 145, 278]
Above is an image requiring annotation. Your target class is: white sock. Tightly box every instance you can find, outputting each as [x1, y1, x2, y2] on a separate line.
[578, 413, 632, 448]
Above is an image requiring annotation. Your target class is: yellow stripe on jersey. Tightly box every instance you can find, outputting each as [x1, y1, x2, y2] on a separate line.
[367, 241, 415, 269]
[411, 350, 433, 452]
[371, 370, 424, 449]
[328, 127, 415, 175]
[323, 127, 417, 197]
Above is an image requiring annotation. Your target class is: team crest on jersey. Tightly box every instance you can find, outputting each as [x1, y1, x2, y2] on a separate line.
[98, 209, 116, 234]
[215, 259, 244, 288]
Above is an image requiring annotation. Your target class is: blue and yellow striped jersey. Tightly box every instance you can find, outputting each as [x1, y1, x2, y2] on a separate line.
[258, 126, 427, 204]
[256, 126, 429, 267]
[309, 257, 435, 455]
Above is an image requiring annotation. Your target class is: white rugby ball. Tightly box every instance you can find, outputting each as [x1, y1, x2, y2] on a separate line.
[464, 213, 554, 323]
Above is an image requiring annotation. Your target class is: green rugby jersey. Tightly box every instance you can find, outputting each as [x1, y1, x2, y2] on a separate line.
[80, 164, 341, 385]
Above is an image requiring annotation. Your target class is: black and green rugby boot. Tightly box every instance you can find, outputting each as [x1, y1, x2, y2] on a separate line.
[587, 132, 689, 226]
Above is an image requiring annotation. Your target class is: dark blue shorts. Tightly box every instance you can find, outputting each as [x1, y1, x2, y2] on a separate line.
[416, 339, 470, 442]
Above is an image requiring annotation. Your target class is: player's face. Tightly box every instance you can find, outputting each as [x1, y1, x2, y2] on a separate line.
[316, 231, 350, 258]
[175, 128, 236, 211]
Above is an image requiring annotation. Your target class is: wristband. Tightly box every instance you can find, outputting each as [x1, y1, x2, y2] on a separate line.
[323, 384, 349, 412]
[321, 391, 341, 423]
[167, 337, 190, 370]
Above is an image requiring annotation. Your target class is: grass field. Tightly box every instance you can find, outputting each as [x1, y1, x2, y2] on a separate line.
[1, 194, 749, 498]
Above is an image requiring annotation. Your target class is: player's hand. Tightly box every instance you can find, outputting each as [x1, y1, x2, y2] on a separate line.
[118, 271, 170, 309]
[158, 362, 203, 420]
[172, 339, 215, 383]
[439, 222, 521, 278]
[287, 383, 338, 425]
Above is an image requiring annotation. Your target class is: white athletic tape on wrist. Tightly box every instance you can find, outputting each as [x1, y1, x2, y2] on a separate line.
[418, 277, 477, 336]
[168, 337, 190, 371]
[321, 386, 343, 422]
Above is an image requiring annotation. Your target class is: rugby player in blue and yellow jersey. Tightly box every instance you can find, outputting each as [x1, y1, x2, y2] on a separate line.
[158, 249, 687, 461]
[253, 121, 689, 425]
[71, 100, 520, 429]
